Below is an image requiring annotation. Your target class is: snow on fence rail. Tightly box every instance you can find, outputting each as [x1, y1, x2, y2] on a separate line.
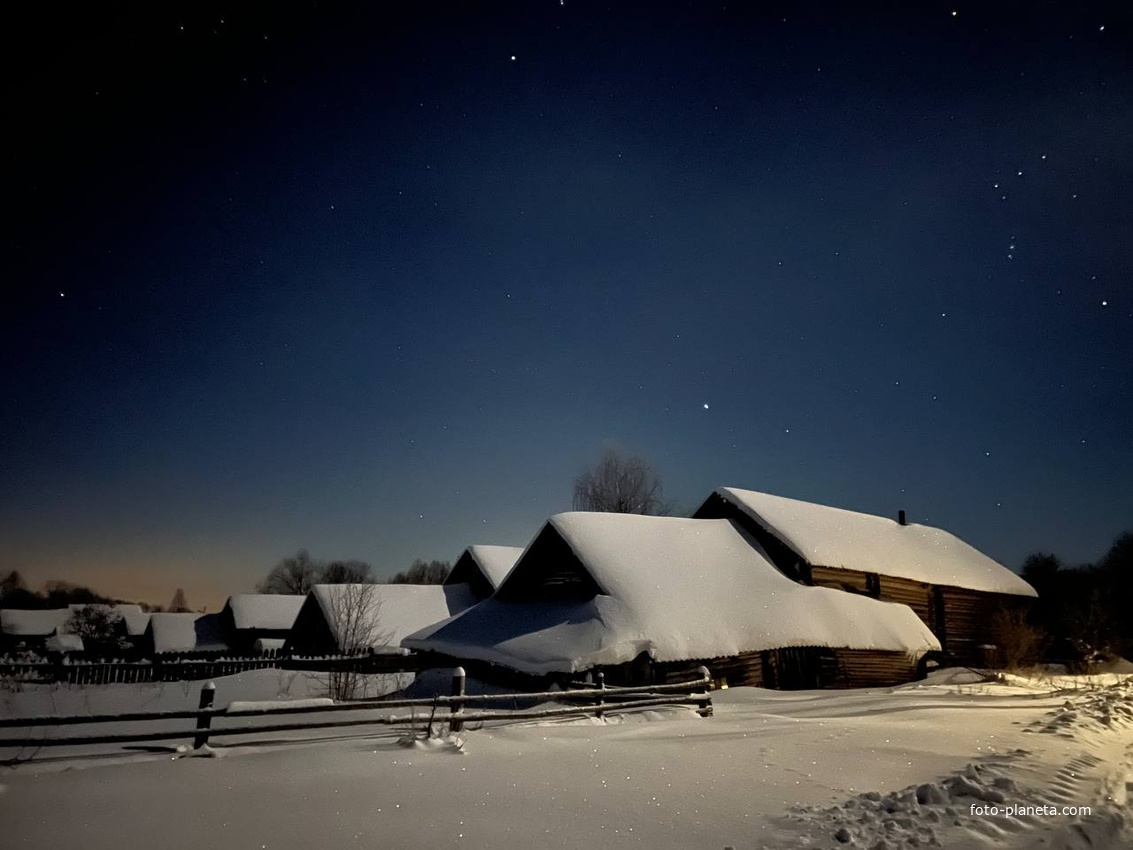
[0, 667, 714, 752]
[0, 650, 421, 685]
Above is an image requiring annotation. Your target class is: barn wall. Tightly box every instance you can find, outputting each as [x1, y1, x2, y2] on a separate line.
[829, 649, 923, 688]
[494, 527, 602, 603]
[810, 566, 871, 594]
[937, 589, 1030, 666]
[811, 567, 1034, 666]
[283, 596, 339, 655]
[876, 574, 935, 626]
[444, 552, 495, 602]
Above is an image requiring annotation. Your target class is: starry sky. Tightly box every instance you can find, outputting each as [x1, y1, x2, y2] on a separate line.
[3, 2, 1130, 611]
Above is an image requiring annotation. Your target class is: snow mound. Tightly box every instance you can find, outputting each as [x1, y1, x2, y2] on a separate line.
[396, 732, 466, 754]
[226, 698, 334, 713]
[1025, 679, 1133, 739]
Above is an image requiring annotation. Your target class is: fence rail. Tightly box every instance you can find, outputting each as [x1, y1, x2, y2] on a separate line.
[0, 651, 419, 685]
[0, 668, 713, 753]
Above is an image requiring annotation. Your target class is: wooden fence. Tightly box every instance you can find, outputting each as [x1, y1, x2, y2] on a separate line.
[0, 667, 713, 754]
[0, 651, 420, 685]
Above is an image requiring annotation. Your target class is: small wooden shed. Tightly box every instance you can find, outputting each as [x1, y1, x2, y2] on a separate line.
[694, 487, 1038, 665]
[218, 594, 305, 653]
[144, 612, 229, 656]
[443, 545, 524, 602]
[0, 608, 70, 652]
[404, 512, 941, 690]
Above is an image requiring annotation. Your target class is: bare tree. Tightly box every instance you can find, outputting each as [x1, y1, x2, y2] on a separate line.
[389, 559, 450, 584]
[322, 559, 375, 584]
[572, 448, 669, 515]
[65, 606, 127, 654]
[168, 588, 191, 612]
[259, 549, 323, 595]
[321, 584, 392, 701]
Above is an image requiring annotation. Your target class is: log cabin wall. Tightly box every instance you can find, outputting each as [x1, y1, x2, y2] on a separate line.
[808, 566, 1033, 666]
[936, 588, 1029, 666]
[831, 649, 922, 688]
[810, 565, 871, 594]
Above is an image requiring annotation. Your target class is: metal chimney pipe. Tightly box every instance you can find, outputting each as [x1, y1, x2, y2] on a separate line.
[898, 509, 907, 526]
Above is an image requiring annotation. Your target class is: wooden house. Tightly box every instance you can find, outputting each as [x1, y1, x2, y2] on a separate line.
[1, 604, 150, 654]
[218, 594, 305, 653]
[693, 487, 1038, 665]
[144, 612, 229, 656]
[443, 545, 524, 602]
[404, 512, 941, 690]
[0, 608, 70, 652]
[285, 583, 476, 656]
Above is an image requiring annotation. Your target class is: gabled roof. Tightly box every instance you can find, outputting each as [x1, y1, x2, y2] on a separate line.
[224, 594, 305, 631]
[0, 608, 70, 636]
[444, 545, 524, 591]
[709, 487, 1037, 597]
[309, 583, 476, 651]
[147, 613, 229, 653]
[405, 512, 941, 675]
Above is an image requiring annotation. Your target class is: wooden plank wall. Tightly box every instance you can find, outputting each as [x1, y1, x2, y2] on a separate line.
[831, 649, 921, 688]
[810, 566, 871, 594]
[655, 647, 920, 690]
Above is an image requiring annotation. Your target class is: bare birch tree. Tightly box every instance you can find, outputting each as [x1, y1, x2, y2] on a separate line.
[322, 583, 392, 701]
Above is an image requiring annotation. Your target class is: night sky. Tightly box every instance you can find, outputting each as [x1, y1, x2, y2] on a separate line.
[3, 2, 1130, 611]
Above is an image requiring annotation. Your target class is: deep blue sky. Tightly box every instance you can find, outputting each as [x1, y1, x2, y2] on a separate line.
[3, 2, 1130, 610]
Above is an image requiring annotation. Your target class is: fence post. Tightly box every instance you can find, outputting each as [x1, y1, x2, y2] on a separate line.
[595, 670, 605, 720]
[696, 665, 713, 718]
[193, 681, 216, 749]
[449, 667, 466, 734]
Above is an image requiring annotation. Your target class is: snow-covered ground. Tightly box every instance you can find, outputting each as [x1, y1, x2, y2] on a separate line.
[2, 668, 1131, 849]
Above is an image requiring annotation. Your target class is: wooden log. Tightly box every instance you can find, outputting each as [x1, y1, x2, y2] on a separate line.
[193, 681, 216, 749]
[449, 667, 466, 733]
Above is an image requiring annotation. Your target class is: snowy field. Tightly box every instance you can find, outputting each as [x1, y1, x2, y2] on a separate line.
[2, 668, 1132, 849]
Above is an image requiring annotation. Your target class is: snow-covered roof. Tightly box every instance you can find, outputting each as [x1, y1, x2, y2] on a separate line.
[310, 583, 476, 651]
[405, 513, 941, 675]
[225, 594, 305, 631]
[0, 608, 70, 636]
[464, 545, 524, 589]
[712, 488, 1038, 597]
[147, 613, 229, 654]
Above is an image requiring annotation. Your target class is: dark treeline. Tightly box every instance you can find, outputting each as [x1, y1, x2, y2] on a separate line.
[0, 571, 126, 609]
[1020, 530, 1132, 666]
[388, 559, 450, 585]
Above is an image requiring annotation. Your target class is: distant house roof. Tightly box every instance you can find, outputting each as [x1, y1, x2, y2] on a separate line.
[1, 608, 70, 637]
[444, 545, 524, 599]
[305, 583, 477, 652]
[405, 512, 941, 676]
[706, 488, 1038, 597]
[147, 613, 229, 654]
[224, 594, 305, 631]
